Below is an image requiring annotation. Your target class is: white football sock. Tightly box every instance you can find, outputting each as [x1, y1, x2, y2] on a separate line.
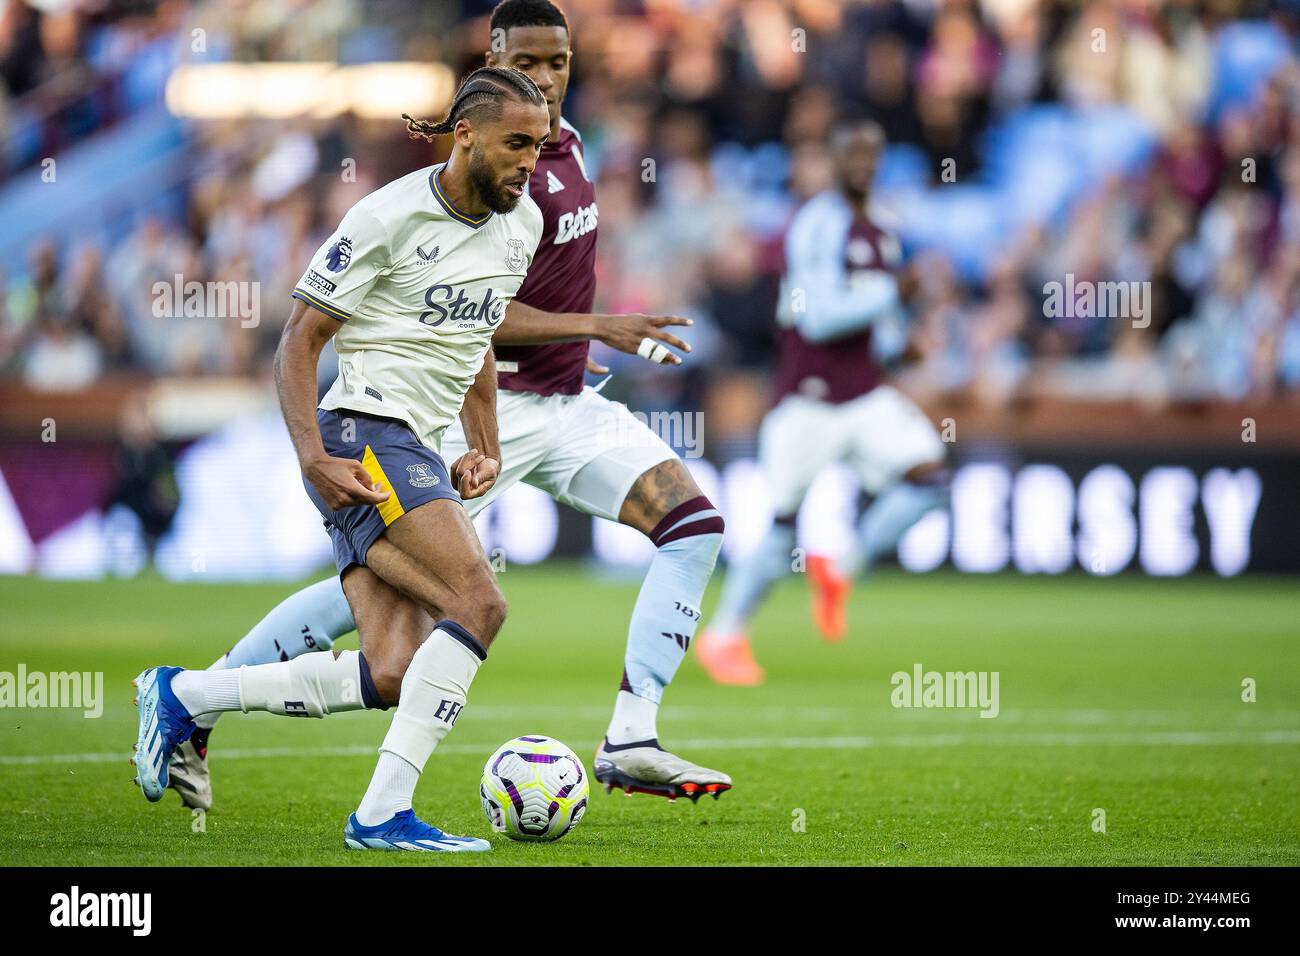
[172, 650, 367, 718]
[355, 752, 421, 826]
[357, 624, 485, 822]
[171, 669, 241, 718]
[192, 654, 231, 730]
[607, 497, 723, 745]
[195, 578, 356, 730]
[607, 690, 659, 746]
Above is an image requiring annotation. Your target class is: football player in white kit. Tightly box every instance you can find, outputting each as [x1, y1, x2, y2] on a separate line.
[162, 0, 731, 818]
[131, 67, 553, 851]
[695, 121, 949, 686]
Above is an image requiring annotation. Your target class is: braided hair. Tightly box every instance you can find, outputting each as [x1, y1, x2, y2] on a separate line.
[403, 67, 545, 142]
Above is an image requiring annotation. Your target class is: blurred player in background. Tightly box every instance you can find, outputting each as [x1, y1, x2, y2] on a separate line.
[695, 120, 949, 687]
[166, 0, 731, 812]
[132, 65, 551, 852]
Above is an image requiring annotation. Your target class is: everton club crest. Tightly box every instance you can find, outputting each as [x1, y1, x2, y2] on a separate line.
[406, 463, 441, 488]
[505, 237, 527, 273]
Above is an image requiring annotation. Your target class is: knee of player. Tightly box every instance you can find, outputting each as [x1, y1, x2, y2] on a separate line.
[446, 579, 507, 646]
[478, 585, 508, 639]
[358, 641, 416, 706]
[649, 495, 725, 557]
[365, 656, 408, 708]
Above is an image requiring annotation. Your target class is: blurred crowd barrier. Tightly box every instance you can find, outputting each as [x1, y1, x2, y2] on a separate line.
[0, 379, 1293, 578]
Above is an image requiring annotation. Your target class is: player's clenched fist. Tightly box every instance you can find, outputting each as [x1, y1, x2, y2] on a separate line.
[596, 313, 693, 366]
[304, 455, 391, 509]
[452, 449, 500, 500]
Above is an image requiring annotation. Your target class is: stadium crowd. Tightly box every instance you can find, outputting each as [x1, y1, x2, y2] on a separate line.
[3, 0, 1300, 428]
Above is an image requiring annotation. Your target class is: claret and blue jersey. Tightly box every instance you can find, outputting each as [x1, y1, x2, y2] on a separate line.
[773, 189, 905, 406]
[494, 117, 601, 397]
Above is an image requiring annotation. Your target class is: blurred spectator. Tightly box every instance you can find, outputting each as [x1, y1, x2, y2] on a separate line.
[106, 393, 178, 561]
[3, 0, 1300, 427]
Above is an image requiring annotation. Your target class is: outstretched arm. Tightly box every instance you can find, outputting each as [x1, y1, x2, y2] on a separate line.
[496, 300, 693, 366]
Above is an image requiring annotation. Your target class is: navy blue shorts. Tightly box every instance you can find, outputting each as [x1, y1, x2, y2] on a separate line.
[305, 409, 461, 573]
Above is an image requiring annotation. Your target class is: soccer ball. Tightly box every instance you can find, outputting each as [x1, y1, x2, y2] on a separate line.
[479, 735, 589, 842]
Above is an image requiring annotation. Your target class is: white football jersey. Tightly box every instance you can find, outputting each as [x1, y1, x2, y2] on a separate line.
[293, 164, 544, 453]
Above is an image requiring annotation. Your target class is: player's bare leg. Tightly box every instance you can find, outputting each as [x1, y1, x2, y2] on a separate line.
[338, 498, 503, 851]
[136, 498, 500, 848]
[339, 563, 437, 703]
[592, 458, 732, 801]
[809, 459, 949, 641]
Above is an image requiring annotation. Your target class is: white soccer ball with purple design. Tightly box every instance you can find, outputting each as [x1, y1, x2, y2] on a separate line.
[479, 735, 589, 842]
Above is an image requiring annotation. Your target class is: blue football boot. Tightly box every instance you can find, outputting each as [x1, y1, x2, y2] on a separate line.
[344, 809, 490, 853]
[131, 666, 195, 802]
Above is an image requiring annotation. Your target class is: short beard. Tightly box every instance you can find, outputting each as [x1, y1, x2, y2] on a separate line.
[469, 145, 519, 214]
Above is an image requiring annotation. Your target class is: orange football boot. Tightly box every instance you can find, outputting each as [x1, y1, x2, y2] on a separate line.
[807, 554, 850, 641]
[695, 630, 764, 686]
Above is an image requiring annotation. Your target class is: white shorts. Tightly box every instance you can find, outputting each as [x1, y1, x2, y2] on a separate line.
[759, 385, 945, 517]
[442, 386, 677, 522]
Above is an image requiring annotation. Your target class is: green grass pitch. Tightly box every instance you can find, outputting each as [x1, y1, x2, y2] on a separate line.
[1, 565, 1298, 866]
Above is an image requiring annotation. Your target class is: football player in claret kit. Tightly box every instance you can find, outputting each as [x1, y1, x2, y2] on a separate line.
[695, 120, 950, 686]
[161, 0, 732, 819]
[131, 66, 551, 851]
